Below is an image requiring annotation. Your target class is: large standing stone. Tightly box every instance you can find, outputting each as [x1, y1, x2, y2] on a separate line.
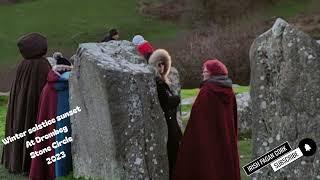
[250, 18, 320, 179]
[69, 40, 169, 180]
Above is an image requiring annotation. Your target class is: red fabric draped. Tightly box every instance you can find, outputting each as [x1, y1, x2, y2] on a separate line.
[29, 70, 59, 180]
[173, 82, 240, 180]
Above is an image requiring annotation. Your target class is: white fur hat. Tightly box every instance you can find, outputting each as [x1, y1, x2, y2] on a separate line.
[53, 52, 63, 60]
[132, 35, 146, 46]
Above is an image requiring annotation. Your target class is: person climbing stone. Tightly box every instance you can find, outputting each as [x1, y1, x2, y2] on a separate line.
[173, 59, 241, 180]
[1, 32, 51, 174]
[101, 28, 119, 42]
[149, 49, 182, 180]
[132, 35, 154, 62]
[29, 56, 73, 180]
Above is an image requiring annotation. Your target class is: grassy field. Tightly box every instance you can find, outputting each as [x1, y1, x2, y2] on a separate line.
[0, 0, 179, 65]
[0, 96, 8, 140]
[181, 86, 250, 112]
[268, 0, 313, 18]
[0, 0, 315, 66]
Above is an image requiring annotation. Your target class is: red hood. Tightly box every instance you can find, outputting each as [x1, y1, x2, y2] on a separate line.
[201, 82, 235, 104]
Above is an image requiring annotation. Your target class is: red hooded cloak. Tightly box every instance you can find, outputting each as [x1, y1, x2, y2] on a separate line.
[173, 82, 241, 180]
[29, 70, 59, 180]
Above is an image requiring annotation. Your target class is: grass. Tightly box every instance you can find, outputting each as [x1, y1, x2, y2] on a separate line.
[233, 86, 250, 95]
[181, 88, 199, 99]
[0, 96, 8, 140]
[268, 0, 313, 18]
[181, 86, 250, 114]
[0, 0, 179, 65]
[239, 139, 252, 180]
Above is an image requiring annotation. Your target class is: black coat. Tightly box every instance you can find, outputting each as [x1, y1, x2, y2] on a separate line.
[101, 35, 115, 42]
[155, 77, 182, 179]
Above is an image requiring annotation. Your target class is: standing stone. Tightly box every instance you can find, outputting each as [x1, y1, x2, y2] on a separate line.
[167, 67, 183, 129]
[250, 18, 320, 179]
[236, 92, 252, 135]
[69, 40, 169, 180]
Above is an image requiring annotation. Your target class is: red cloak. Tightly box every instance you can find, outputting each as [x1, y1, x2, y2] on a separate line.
[173, 82, 240, 180]
[29, 70, 59, 180]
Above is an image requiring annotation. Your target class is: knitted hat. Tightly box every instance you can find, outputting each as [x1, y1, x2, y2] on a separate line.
[56, 57, 71, 66]
[53, 52, 63, 60]
[203, 59, 228, 76]
[132, 35, 145, 46]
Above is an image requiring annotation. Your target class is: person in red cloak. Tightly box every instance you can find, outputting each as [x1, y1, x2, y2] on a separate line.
[29, 58, 73, 180]
[173, 59, 241, 180]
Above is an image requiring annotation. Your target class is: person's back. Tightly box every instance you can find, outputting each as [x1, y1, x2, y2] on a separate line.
[29, 56, 73, 180]
[173, 59, 240, 180]
[2, 32, 51, 174]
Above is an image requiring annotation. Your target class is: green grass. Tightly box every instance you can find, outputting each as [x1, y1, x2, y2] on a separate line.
[181, 86, 250, 100]
[181, 88, 199, 99]
[233, 86, 250, 95]
[181, 86, 250, 113]
[239, 139, 252, 180]
[0, 96, 8, 140]
[268, 0, 313, 18]
[0, 0, 179, 65]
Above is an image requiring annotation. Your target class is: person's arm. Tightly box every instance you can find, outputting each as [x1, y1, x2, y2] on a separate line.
[168, 95, 180, 108]
[156, 78, 169, 110]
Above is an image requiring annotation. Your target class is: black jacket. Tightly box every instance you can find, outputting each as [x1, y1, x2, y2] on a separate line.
[155, 76, 182, 179]
[101, 35, 115, 42]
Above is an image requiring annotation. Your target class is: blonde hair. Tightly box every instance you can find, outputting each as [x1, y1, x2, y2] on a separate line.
[148, 49, 172, 84]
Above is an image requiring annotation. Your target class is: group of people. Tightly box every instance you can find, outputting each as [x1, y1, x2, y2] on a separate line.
[2, 28, 241, 180]
[102, 28, 241, 180]
[2, 33, 73, 180]
[139, 41, 241, 180]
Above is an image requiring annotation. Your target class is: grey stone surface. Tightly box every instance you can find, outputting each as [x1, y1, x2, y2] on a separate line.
[167, 67, 183, 130]
[236, 92, 252, 134]
[250, 18, 320, 179]
[69, 40, 169, 180]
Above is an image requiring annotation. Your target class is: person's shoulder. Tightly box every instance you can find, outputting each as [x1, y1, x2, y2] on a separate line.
[198, 84, 221, 99]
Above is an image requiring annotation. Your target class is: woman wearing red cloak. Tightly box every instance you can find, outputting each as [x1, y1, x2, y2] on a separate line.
[173, 59, 241, 180]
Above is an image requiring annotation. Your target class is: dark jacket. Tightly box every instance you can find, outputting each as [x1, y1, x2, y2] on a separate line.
[101, 35, 115, 42]
[155, 76, 182, 179]
[2, 33, 51, 174]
